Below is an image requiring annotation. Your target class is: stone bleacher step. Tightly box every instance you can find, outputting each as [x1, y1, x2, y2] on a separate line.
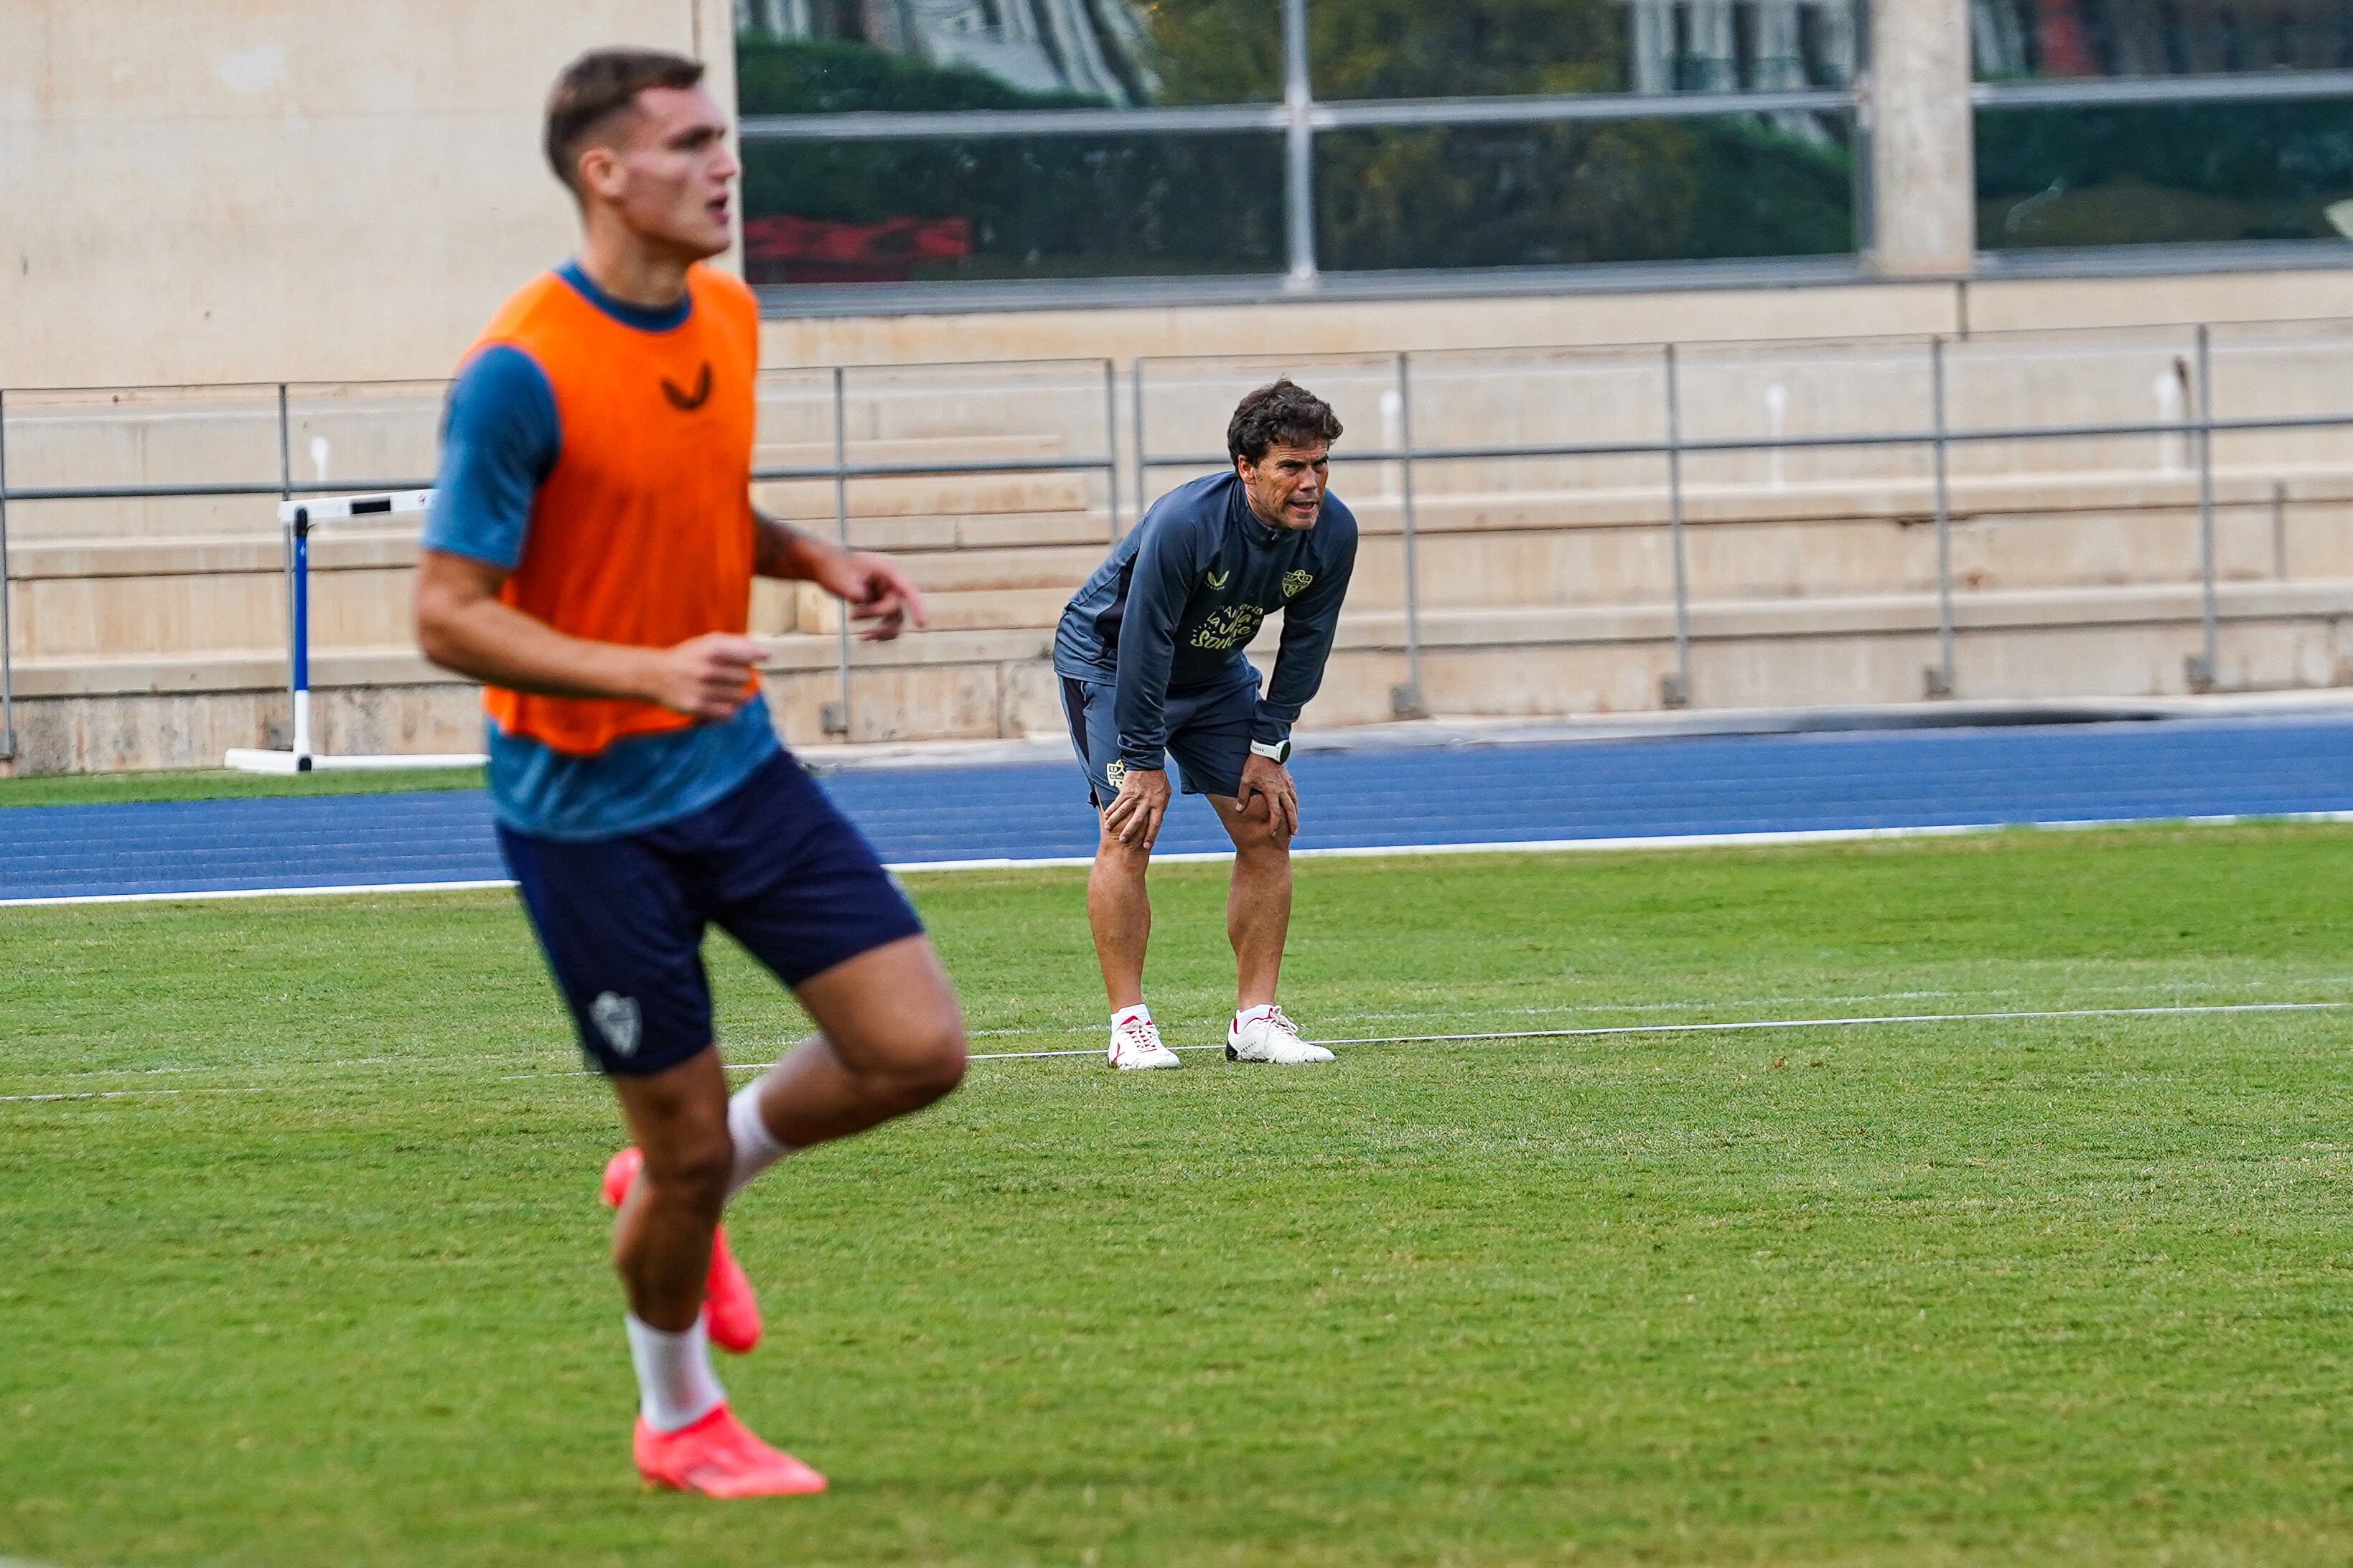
[751, 470, 1093, 524]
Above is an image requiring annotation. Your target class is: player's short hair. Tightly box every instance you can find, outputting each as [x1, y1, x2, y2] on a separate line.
[544, 48, 706, 194]
[1227, 380, 1344, 466]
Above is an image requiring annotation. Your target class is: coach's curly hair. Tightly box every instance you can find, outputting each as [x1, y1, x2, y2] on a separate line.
[1227, 380, 1344, 466]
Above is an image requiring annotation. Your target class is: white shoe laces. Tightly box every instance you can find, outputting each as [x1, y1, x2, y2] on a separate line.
[1113, 1018, 1163, 1058]
[1247, 1006, 1299, 1040]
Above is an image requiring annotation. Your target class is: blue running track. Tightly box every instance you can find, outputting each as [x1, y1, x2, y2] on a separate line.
[3, 715, 2350, 904]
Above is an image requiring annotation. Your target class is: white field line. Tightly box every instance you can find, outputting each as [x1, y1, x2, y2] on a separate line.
[4, 1000, 2336, 1100]
[11, 985, 2352, 1097]
[950, 1001, 2342, 1061]
[8, 811, 2353, 909]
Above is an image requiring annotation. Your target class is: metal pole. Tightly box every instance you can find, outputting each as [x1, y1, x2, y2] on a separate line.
[1281, 0, 1318, 287]
[1102, 358, 1121, 543]
[2192, 324, 2218, 693]
[1131, 359, 1148, 522]
[278, 383, 297, 748]
[290, 504, 314, 769]
[829, 366, 852, 736]
[0, 388, 14, 763]
[1662, 344, 1691, 708]
[1391, 351, 1425, 719]
[1929, 336, 1956, 698]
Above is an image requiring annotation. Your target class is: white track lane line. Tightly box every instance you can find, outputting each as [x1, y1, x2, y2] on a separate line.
[8, 811, 2353, 909]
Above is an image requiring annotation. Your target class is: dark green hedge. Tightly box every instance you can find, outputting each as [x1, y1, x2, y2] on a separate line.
[1978, 99, 2353, 247]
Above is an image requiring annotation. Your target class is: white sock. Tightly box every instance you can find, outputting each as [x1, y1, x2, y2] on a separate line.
[1111, 1003, 1151, 1036]
[1236, 1003, 1278, 1027]
[624, 1312, 724, 1432]
[726, 1072, 795, 1201]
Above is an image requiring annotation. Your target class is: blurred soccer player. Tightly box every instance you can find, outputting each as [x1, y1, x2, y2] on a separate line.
[1054, 381, 1358, 1070]
[412, 49, 966, 1498]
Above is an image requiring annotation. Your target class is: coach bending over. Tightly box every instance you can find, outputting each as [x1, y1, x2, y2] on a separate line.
[1053, 380, 1358, 1070]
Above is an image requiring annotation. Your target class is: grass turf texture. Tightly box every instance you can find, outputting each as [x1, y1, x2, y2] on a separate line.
[4, 825, 2352, 1566]
[0, 767, 486, 809]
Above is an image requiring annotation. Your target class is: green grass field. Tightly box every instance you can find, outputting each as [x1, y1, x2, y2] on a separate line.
[6, 825, 2353, 1566]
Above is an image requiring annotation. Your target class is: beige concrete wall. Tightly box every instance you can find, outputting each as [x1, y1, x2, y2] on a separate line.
[756, 268, 2353, 373]
[0, 0, 736, 390]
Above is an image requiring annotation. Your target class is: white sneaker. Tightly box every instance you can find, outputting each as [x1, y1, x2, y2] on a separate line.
[1108, 1015, 1181, 1071]
[1225, 1006, 1334, 1064]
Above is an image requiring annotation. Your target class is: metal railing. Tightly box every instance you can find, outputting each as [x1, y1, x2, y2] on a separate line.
[6, 319, 2353, 759]
[1131, 321, 2353, 714]
[0, 360, 1128, 754]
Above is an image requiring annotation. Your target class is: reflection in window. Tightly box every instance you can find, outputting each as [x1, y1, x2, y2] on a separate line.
[733, 0, 1281, 106]
[1306, 1, 1856, 100]
[1974, 0, 2353, 80]
[742, 133, 1285, 285]
[1979, 101, 2353, 248]
[1316, 118, 1853, 271]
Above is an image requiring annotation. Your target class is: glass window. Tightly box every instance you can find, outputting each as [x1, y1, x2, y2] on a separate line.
[1314, 116, 1854, 272]
[742, 133, 1286, 285]
[734, 1, 1282, 108]
[1974, 0, 2353, 80]
[1309, 0, 1858, 100]
[1978, 100, 2353, 248]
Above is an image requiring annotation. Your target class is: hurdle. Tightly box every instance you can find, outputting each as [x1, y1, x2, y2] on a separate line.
[224, 489, 488, 774]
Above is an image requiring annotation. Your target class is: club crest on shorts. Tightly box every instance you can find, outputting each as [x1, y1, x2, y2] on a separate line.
[1103, 758, 1128, 794]
[591, 992, 642, 1058]
[1282, 569, 1314, 599]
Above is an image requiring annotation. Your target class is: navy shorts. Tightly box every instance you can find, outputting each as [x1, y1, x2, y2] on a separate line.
[496, 751, 925, 1076]
[1060, 671, 1259, 807]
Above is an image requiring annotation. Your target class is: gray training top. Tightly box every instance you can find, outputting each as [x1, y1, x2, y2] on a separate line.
[1053, 470, 1359, 772]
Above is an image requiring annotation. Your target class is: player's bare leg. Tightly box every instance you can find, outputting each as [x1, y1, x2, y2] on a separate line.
[731, 935, 968, 1148]
[609, 1051, 734, 1333]
[1212, 791, 1330, 1064]
[607, 1053, 822, 1498]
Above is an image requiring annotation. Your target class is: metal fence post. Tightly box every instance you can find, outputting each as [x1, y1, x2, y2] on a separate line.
[0, 388, 14, 763]
[277, 383, 297, 748]
[1928, 336, 1956, 699]
[2189, 324, 2219, 693]
[1131, 359, 1148, 522]
[1661, 344, 1692, 709]
[825, 366, 852, 736]
[1390, 351, 1426, 719]
[1102, 358, 1121, 543]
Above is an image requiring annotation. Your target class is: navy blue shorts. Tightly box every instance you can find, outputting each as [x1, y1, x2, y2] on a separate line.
[496, 751, 925, 1076]
[1060, 672, 1259, 807]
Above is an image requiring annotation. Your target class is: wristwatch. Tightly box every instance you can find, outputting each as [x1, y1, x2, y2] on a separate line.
[1249, 738, 1292, 764]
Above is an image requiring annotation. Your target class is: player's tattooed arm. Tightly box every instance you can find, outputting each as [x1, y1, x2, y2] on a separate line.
[751, 505, 928, 642]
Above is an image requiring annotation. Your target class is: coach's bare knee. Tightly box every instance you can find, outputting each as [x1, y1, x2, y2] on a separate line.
[1230, 794, 1292, 858]
[1093, 824, 1154, 875]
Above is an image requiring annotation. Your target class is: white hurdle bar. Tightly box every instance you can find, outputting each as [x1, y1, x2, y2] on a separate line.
[225, 489, 487, 774]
